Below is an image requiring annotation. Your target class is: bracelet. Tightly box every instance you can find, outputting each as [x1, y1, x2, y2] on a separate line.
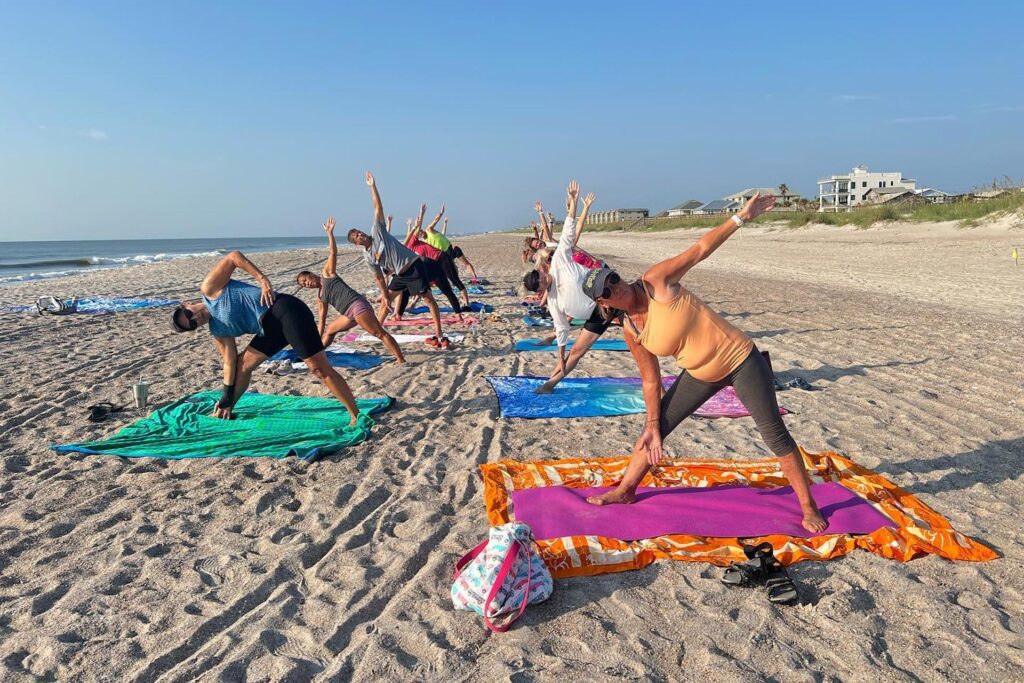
[730, 214, 744, 227]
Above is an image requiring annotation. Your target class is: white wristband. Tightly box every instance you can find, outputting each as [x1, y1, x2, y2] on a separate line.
[730, 214, 744, 227]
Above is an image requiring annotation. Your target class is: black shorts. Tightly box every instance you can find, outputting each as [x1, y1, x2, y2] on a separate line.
[248, 294, 324, 360]
[449, 245, 464, 259]
[387, 260, 429, 296]
[582, 305, 613, 336]
[420, 257, 446, 285]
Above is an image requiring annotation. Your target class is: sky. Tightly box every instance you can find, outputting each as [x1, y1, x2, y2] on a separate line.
[1, 1, 1022, 241]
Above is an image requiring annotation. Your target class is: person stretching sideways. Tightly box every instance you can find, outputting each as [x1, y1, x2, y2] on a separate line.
[170, 250, 359, 424]
[440, 218, 480, 281]
[578, 192, 827, 533]
[409, 203, 472, 310]
[522, 182, 619, 393]
[295, 216, 406, 363]
[347, 171, 449, 345]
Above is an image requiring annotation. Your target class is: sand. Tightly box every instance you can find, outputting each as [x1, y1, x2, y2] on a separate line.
[1, 219, 1022, 682]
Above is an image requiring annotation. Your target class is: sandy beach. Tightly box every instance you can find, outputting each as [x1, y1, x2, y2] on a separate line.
[0, 220, 1022, 681]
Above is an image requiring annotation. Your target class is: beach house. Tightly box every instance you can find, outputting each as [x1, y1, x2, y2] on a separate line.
[817, 165, 917, 211]
[587, 208, 649, 225]
[665, 199, 705, 217]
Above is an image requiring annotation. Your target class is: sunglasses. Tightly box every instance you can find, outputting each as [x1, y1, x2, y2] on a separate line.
[177, 308, 198, 331]
[598, 272, 621, 299]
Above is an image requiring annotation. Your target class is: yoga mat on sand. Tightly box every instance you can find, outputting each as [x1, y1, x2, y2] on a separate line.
[383, 316, 478, 327]
[512, 482, 894, 541]
[486, 376, 786, 419]
[481, 452, 998, 577]
[52, 391, 394, 461]
[522, 316, 586, 328]
[1, 296, 178, 314]
[342, 332, 465, 344]
[515, 338, 627, 352]
[269, 348, 386, 370]
[407, 302, 493, 314]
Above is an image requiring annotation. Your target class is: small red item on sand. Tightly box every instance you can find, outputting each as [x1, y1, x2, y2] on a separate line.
[425, 336, 440, 348]
[439, 337, 453, 350]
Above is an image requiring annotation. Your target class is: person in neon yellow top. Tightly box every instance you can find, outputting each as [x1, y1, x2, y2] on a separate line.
[411, 203, 476, 309]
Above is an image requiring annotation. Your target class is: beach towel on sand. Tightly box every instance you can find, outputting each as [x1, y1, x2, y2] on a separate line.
[1, 296, 178, 314]
[52, 391, 394, 461]
[522, 316, 586, 328]
[486, 376, 786, 419]
[514, 338, 627, 352]
[342, 332, 465, 345]
[481, 451, 998, 577]
[269, 347, 386, 370]
[408, 302, 493, 314]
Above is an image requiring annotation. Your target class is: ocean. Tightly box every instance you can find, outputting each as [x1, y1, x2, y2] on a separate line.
[0, 237, 333, 285]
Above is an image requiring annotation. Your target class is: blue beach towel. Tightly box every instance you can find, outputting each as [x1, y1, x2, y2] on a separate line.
[434, 285, 486, 296]
[270, 348, 386, 370]
[0, 296, 178, 314]
[407, 302, 493, 315]
[486, 376, 676, 419]
[514, 338, 628, 352]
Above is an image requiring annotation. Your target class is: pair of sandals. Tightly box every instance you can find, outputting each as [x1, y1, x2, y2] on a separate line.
[263, 359, 296, 376]
[87, 402, 124, 422]
[425, 336, 453, 350]
[722, 542, 799, 605]
[775, 377, 813, 391]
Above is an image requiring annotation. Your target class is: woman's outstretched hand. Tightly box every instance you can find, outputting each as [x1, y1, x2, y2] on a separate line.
[738, 192, 776, 222]
[323, 216, 336, 233]
[567, 180, 579, 201]
[635, 424, 664, 466]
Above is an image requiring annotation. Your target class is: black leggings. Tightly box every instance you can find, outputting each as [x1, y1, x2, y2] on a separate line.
[397, 258, 461, 315]
[659, 346, 797, 457]
[441, 249, 466, 292]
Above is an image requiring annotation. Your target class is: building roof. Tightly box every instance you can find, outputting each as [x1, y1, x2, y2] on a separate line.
[698, 199, 741, 212]
[669, 199, 704, 211]
[870, 186, 916, 196]
[917, 188, 949, 196]
[726, 187, 788, 198]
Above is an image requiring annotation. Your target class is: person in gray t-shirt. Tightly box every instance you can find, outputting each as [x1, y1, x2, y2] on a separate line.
[347, 171, 452, 346]
[296, 216, 406, 362]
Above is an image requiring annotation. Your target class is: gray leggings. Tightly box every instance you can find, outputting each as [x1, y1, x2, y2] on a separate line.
[658, 346, 797, 457]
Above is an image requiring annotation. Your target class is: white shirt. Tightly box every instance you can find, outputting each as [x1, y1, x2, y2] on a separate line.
[545, 216, 596, 347]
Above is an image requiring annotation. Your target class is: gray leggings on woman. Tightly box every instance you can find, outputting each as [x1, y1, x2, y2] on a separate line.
[658, 346, 797, 457]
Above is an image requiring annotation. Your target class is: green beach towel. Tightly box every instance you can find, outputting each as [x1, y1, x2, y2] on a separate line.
[52, 391, 394, 462]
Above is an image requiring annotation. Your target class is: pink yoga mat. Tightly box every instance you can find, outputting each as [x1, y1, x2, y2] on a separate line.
[511, 482, 894, 541]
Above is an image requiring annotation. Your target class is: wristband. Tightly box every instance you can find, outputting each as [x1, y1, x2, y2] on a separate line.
[217, 383, 235, 410]
[730, 214, 744, 227]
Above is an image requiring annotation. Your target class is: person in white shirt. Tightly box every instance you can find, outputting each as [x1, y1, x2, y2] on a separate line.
[521, 181, 620, 393]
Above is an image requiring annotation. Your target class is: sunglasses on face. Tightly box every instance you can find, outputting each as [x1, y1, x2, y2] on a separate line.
[599, 273, 621, 299]
[177, 308, 198, 331]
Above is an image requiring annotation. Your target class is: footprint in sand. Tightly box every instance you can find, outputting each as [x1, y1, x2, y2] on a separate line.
[194, 556, 234, 588]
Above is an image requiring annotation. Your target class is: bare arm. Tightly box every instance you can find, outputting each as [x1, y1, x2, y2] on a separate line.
[212, 335, 239, 418]
[565, 180, 579, 224]
[644, 193, 775, 301]
[625, 320, 667, 464]
[535, 202, 552, 242]
[574, 192, 595, 247]
[200, 251, 273, 306]
[425, 204, 445, 233]
[366, 171, 384, 224]
[414, 203, 427, 232]
[322, 217, 337, 276]
[441, 217, 449, 236]
[460, 255, 478, 279]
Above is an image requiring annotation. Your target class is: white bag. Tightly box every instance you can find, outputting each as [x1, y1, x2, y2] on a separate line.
[451, 522, 553, 632]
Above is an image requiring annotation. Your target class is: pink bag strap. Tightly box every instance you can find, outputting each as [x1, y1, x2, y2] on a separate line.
[454, 539, 488, 578]
[483, 540, 532, 633]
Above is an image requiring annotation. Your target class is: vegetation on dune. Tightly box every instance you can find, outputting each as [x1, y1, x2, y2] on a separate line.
[510, 190, 1024, 233]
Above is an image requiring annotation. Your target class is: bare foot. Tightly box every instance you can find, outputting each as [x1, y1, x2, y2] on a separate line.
[802, 509, 828, 533]
[586, 488, 637, 506]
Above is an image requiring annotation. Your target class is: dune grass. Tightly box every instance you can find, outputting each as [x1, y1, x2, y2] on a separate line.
[510, 191, 1024, 233]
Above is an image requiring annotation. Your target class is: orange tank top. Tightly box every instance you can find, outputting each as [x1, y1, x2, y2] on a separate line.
[635, 284, 753, 383]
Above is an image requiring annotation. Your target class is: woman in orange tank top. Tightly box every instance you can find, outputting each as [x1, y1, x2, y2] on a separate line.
[580, 193, 827, 533]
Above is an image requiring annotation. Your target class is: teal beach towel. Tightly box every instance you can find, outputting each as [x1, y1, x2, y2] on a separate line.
[52, 391, 394, 461]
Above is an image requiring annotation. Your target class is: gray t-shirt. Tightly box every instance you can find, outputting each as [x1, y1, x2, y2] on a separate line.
[320, 275, 364, 315]
[363, 217, 418, 276]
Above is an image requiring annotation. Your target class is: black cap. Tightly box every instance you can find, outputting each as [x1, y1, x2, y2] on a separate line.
[581, 266, 615, 301]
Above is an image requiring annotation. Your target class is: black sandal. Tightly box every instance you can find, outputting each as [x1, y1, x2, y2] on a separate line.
[87, 402, 124, 422]
[722, 542, 772, 587]
[761, 548, 800, 605]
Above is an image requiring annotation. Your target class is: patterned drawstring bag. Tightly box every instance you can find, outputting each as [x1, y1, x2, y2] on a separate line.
[451, 522, 553, 632]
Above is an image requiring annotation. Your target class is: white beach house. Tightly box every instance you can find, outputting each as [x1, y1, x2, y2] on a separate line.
[817, 166, 916, 211]
[587, 208, 649, 225]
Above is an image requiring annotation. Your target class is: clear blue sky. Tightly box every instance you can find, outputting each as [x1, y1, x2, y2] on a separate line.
[1, 1, 1021, 240]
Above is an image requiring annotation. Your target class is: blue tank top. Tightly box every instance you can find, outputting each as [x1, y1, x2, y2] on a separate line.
[202, 279, 270, 337]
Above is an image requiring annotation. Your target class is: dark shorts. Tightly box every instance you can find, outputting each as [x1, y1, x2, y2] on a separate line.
[387, 260, 429, 296]
[582, 306, 613, 336]
[248, 294, 324, 360]
[450, 246, 464, 259]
